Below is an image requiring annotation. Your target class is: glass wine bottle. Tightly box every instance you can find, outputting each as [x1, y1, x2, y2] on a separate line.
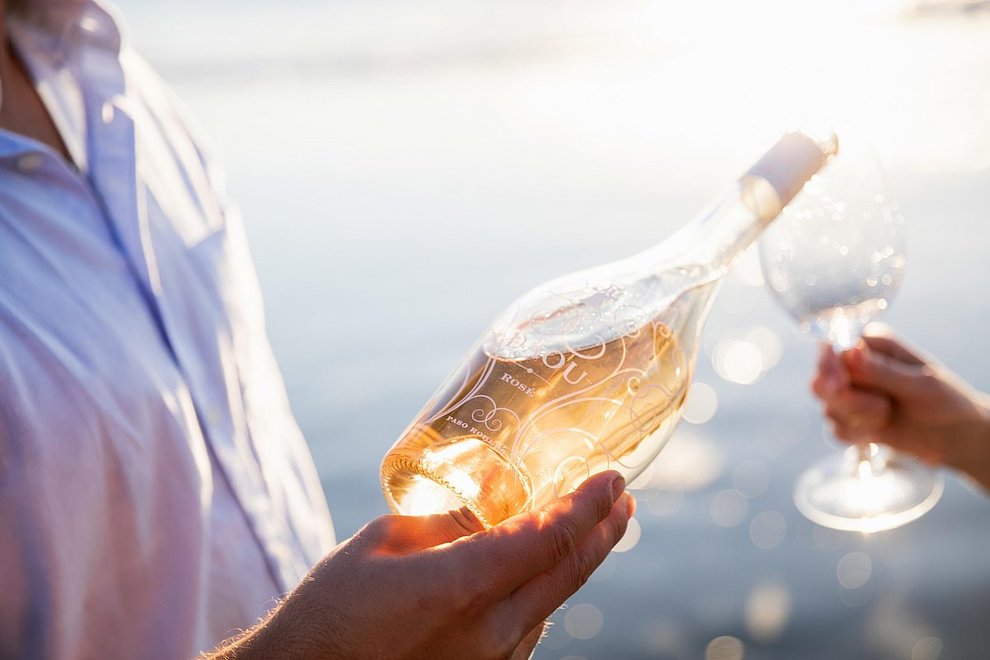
[381, 131, 839, 527]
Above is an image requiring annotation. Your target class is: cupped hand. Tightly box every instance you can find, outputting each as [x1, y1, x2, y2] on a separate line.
[811, 324, 990, 490]
[214, 470, 634, 660]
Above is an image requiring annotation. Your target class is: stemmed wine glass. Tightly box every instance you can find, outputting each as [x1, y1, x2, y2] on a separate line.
[758, 138, 943, 533]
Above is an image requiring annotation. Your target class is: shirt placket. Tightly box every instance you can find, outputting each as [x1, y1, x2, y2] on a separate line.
[77, 35, 301, 593]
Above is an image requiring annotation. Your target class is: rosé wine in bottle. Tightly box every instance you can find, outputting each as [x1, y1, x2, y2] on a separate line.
[381, 131, 838, 527]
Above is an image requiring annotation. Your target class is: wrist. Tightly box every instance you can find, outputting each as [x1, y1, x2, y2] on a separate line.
[203, 602, 300, 660]
[961, 393, 990, 492]
[202, 626, 271, 660]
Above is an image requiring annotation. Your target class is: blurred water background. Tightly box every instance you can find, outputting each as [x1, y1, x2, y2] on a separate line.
[112, 0, 990, 657]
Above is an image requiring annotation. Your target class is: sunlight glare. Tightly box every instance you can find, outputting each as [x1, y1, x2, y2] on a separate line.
[642, 431, 723, 491]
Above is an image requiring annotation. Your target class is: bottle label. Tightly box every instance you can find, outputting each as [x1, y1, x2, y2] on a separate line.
[404, 316, 689, 508]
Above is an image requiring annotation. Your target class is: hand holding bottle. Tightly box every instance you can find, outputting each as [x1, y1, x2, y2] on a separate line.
[812, 325, 990, 491]
[208, 471, 634, 660]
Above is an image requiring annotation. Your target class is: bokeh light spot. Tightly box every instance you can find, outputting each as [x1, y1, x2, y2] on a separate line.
[612, 516, 641, 553]
[705, 635, 744, 660]
[745, 581, 792, 642]
[710, 489, 748, 528]
[564, 604, 604, 640]
[745, 326, 783, 370]
[911, 636, 944, 660]
[683, 381, 719, 424]
[713, 340, 765, 384]
[837, 551, 872, 589]
[639, 620, 684, 657]
[750, 511, 787, 549]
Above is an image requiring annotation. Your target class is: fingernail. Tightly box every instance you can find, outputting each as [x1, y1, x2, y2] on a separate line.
[611, 475, 626, 501]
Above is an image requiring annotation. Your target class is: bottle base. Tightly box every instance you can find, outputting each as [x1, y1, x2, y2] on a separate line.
[381, 430, 532, 528]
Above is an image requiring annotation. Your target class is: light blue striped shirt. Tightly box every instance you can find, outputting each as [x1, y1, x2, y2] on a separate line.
[0, 1, 335, 657]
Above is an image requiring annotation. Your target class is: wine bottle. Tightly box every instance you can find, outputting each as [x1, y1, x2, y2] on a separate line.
[381, 131, 838, 527]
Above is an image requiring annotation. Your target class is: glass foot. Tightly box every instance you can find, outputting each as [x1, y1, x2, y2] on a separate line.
[794, 445, 943, 533]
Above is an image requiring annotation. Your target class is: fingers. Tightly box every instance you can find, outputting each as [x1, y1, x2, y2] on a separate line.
[372, 507, 486, 554]
[843, 342, 924, 399]
[813, 343, 896, 445]
[812, 328, 930, 405]
[454, 470, 627, 599]
[812, 343, 848, 400]
[502, 492, 634, 635]
[824, 388, 893, 437]
[861, 324, 927, 366]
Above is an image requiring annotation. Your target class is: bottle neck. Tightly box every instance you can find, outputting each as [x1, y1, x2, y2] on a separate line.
[636, 174, 783, 277]
[637, 131, 835, 277]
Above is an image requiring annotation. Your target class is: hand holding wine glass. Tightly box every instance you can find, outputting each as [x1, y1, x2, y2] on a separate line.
[760, 137, 943, 532]
[813, 326, 990, 493]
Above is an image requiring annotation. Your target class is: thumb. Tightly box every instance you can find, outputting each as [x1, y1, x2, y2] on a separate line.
[843, 342, 923, 399]
[377, 507, 486, 553]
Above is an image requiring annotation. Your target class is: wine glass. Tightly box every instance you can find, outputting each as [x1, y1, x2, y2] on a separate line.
[758, 138, 943, 533]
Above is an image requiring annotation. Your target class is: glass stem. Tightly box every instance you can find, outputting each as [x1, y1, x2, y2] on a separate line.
[856, 442, 874, 480]
[832, 341, 876, 481]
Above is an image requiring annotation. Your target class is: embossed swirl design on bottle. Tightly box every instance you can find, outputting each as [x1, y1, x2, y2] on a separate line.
[381, 132, 838, 527]
[382, 278, 712, 526]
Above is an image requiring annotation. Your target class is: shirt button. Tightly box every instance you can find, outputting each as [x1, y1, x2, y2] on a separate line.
[101, 101, 115, 124]
[16, 153, 44, 173]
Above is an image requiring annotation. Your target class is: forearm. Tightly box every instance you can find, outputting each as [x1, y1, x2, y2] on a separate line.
[948, 392, 990, 492]
[201, 617, 272, 660]
[201, 577, 352, 660]
[201, 602, 298, 660]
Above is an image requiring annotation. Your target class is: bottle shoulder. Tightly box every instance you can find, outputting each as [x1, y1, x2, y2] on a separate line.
[487, 261, 719, 360]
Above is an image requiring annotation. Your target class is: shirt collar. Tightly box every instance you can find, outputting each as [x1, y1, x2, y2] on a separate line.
[7, 0, 125, 57]
[3, 0, 125, 170]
